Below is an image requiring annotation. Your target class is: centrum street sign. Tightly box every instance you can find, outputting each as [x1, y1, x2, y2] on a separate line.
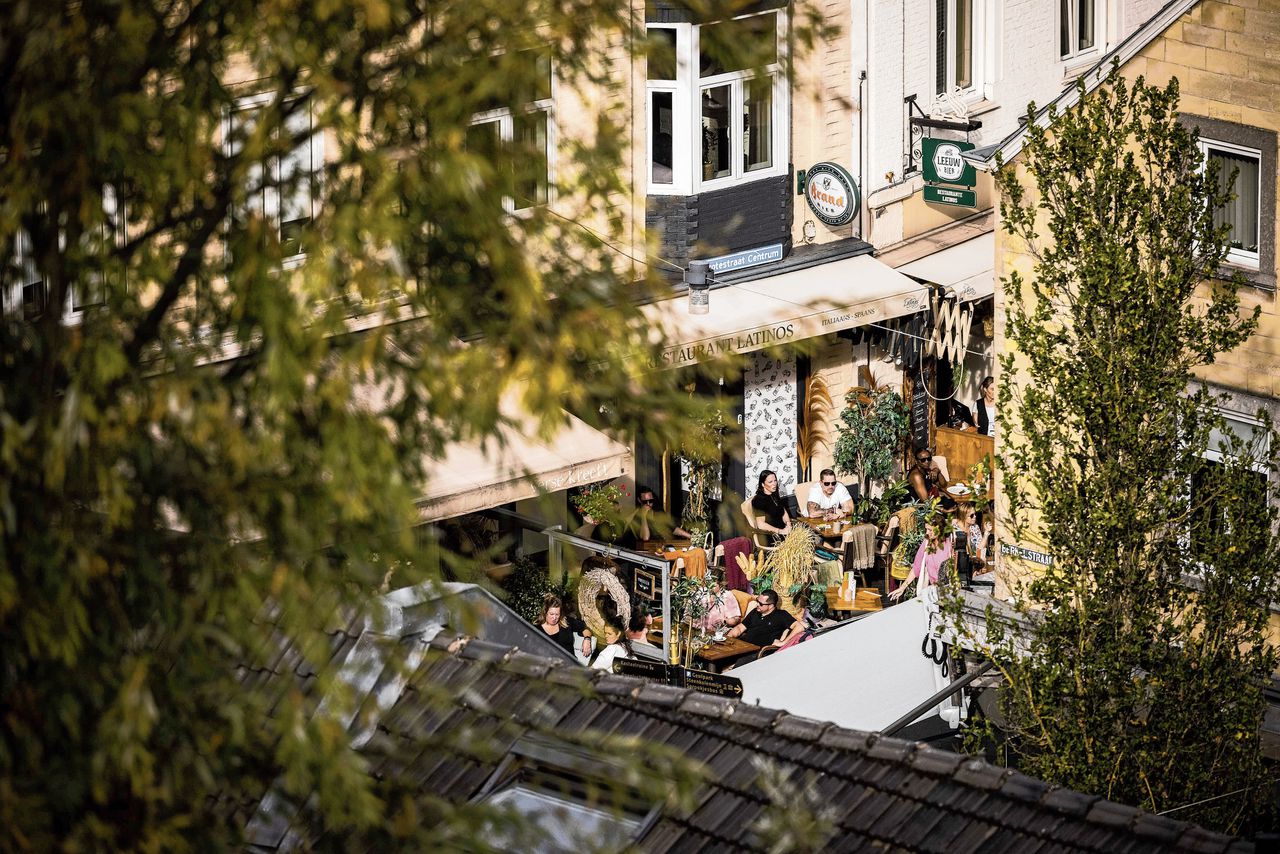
[922, 138, 977, 187]
[924, 185, 977, 207]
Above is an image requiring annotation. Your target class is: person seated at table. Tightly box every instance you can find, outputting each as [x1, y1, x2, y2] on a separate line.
[590, 616, 634, 671]
[727, 588, 802, 648]
[953, 506, 993, 578]
[806, 468, 854, 520]
[635, 485, 694, 541]
[625, 604, 664, 660]
[538, 594, 592, 658]
[907, 445, 949, 504]
[698, 577, 743, 633]
[750, 469, 791, 540]
[890, 513, 954, 600]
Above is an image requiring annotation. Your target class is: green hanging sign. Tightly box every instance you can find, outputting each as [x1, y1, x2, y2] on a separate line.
[922, 138, 977, 188]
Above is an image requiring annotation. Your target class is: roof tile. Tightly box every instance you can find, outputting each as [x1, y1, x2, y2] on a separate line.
[677, 693, 735, 719]
[636, 682, 691, 708]
[1000, 772, 1051, 803]
[953, 758, 1012, 791]
[1175, 826, 1235, 854]
[726, 703, 783, 730]
[770, 714, 831, 741]
[593, 674, 643, 699]
[1131, 814, 1188, 845]
[1086, 799, 1142, 830]
[816, 725, 873, 754]
[909, 744, 965, 777]
[1038, 786, 1099, 818]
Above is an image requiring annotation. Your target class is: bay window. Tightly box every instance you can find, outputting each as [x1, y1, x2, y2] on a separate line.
[645, 11, 787, 195]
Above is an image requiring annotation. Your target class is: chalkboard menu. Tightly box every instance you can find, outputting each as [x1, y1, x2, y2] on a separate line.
[633, 568, 656, 600]
[910, 381, 930, 450]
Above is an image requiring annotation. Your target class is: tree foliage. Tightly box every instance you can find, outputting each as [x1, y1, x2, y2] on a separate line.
[0, 0, 826, 847]
[970, 68, 1279, 832]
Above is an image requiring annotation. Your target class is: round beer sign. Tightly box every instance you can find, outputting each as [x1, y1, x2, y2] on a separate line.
[930, 142, 968, 183]
[804, 162, 859, 227]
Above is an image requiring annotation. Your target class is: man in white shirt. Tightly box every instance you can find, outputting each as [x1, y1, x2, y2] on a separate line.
[806, 468, 854, 519]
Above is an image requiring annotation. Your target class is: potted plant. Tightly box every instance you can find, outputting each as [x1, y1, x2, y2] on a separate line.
[572, 481, 628, 542]
[795, 374, 834, 483]
[670, 574, 718, 667]
[678, 405, 727, 540]
[833, 369, 909, 500]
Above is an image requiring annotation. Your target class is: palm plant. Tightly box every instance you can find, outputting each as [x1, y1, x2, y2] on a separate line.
[795, 374, 834, 482]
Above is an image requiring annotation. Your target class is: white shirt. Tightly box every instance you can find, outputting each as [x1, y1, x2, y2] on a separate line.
[591, 644, 626, 671]
[808, 482, 852, 511]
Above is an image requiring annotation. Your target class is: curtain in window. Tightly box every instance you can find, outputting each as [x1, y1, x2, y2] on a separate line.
[1212, 149, 1260, 253]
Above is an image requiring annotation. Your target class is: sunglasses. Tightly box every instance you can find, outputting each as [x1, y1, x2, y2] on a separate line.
[640, 498, 655, 505]
[821, 480, 836, 487]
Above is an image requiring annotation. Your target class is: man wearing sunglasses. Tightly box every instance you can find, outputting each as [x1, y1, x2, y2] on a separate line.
[806, 468, 854, 520]
[634, 485, 693, 542]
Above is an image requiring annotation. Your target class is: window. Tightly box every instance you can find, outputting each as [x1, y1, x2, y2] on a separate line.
[936, 0, 974, 95]
[5, 227, 45, 320]
[4, 210, 103, 323]
[467, 48, 553, 212]
[1200, 138, 1262, 269]
[1190, 411, 1271, 564]
[228, 94, 323, 262]
[473, 735, 657, 852]
[1060, 0, 1100, 60]
[644, 12, 787, 195]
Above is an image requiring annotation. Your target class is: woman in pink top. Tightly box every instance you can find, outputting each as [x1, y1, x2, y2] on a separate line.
[699, 578, 743, 633]
[890, 514, 954, 600]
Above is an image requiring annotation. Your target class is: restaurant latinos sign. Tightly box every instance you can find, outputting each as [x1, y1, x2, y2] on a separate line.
[803, 162, 859, 227]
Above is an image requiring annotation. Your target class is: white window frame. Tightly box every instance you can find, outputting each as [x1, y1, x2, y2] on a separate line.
[935, 0, 988, 101]
[1185, 407, 1271, 568]
[3, 216, 96, 325]
[1060, 0, 1104, 62]
[468, 100, 554, 214]
[1198, 137, 1263, 271]
[226, 92, 324, 267]
[645, 12, 789, 196]
[645, 24, 686, 194]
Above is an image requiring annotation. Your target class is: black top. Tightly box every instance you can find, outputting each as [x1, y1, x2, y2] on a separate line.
[542, 615, 587, 653]
[739, 607, 796, 647]
[975, 398, 993, 436]
[751, 492, 787, 530]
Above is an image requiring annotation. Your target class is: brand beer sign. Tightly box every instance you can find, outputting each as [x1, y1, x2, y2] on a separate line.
[803, 162, 859, 227]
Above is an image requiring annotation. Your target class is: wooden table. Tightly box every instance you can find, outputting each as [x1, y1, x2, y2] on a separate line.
[800, 516, 854, 544]
[695, 637, 761, 672]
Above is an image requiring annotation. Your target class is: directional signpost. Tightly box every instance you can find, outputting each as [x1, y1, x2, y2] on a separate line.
[680, 668, 744, 698]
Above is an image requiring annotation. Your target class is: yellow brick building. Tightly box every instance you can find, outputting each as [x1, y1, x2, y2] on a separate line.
[966, 0, 1280, 599]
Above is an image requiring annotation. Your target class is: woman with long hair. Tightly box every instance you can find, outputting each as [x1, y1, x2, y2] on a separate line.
[538, 593, 591, 658]
[589, 615, 633, 671]
[750, 469, 791, 538]
[890, 512, 954, 600]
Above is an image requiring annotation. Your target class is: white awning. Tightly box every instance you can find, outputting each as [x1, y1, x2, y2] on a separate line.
[732, 598, 951, 732]
[895, 232, 994, 303]
[417, 401, 631, 523]
[643, 252, 930, 369]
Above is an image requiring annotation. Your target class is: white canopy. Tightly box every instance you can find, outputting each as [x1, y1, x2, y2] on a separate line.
[895, 232, 995, 303]
[643, 253, 930, 369]
[416, 401, 631, 523]
[732, 598, 954, 732]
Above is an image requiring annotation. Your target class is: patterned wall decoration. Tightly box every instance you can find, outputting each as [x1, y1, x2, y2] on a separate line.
[744, 351, 799, 498]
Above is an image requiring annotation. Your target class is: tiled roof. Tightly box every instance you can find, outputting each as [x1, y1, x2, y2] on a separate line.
[348, 634, 1250, 854]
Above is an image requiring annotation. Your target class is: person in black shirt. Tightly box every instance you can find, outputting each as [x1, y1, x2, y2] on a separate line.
[538, 594, 590, 658]
[728, 588, 801, 648]
[749, 469, 791, 538]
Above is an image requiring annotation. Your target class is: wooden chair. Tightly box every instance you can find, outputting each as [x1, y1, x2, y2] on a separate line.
[740, 498, 778, 555]
[793, 481, 816, 517]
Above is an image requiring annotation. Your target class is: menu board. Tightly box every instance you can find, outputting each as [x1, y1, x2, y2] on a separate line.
[910, 381, 930, 450]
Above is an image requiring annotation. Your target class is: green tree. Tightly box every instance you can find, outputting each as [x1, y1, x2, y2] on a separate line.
[969, 68, 1279, 832]
[0, 0, 828, 847]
